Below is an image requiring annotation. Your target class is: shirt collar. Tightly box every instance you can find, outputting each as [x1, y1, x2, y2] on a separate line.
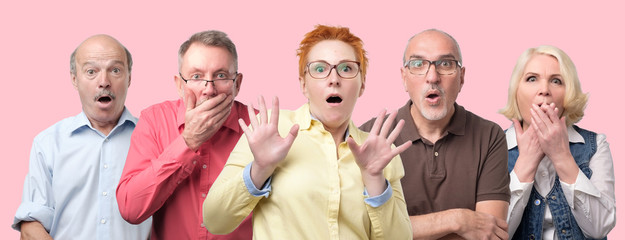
[69, 107, 137, 135]
[294, 103, 364, 144]
[505, 124, 584, 150]
[399, 100, 466, 142]
[176, 99, 242, 133]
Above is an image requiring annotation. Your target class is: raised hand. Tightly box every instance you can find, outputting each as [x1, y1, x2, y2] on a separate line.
[239, 96, 299, 189]
[512, 118, 545, 182]
[182, 88, 233, 151]
[347, 109, 411, 196]
[531, 103, 578, 183]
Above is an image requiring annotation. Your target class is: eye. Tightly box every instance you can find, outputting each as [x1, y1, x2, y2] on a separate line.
[439, 60, 452, 68]
[112, 68, 121, 74]
[314, 65, 326, 73]
[86, 69, 96, 75]
[339, 64, 352, 73]
[191, 74, 201, 79]
[216, 73, 227, 79]
[410, 60, 424, 68]
[551, 78, 563, 85]
[526, 76, 537, 82]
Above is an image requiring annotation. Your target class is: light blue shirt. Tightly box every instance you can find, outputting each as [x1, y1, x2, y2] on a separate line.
[13, 108, 152, 240]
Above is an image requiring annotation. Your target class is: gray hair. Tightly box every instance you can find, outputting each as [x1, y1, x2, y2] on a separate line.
[178, 30, 238, 72]
[402, 29, 463, 65]
[69, 39, 133, 75]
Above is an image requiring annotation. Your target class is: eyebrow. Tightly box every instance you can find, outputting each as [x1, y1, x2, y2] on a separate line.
[523, 72, 563, 78]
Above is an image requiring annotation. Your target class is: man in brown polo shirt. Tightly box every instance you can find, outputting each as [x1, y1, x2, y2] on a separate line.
[360, 29, 510, 239]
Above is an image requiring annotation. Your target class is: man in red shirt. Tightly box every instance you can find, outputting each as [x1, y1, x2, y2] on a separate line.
[116, 30, 253, 240]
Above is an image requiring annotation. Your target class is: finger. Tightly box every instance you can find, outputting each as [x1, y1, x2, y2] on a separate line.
[530, 108, 547, 136]
[532, 104, 552, 126]
[195, 93, 227, 112]
[494, 226, 508, 240]
[346, 136, 360, 155]
[379, 110, 397, 138]
[284, 124, 300, 145]
[542, 102, 560, 123]
[270, 96, 280, 127]
[184, 87, 197, 112]
[386, 119, 405, 144]
[238, 118, 252, 137]
[369, 109, 387, 136]
[258, 95, 268, 124]
[247, 104, 258, 131]
[391, 140, 412, 156]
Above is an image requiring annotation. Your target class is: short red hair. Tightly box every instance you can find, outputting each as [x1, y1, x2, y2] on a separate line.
[297, 25, 368, 81]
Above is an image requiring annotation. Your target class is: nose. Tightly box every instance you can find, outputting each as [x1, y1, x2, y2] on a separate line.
[424, 64, 440, 85]
[327, 68, 341, 86]
[538, 80, 551, 96]
[201, 81, 218, 97]
[98, 72, 111, 89]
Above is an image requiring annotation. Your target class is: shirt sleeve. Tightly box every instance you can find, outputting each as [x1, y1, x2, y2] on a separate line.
[365, 154, 412, 240]
[116, 110, 200, 224]
[13, 137, 55, 232]
[476, 125, 511, 202]
[203, 134, 264, 235]
[561, 133, 616, 239]
[506, 170, 534, 237]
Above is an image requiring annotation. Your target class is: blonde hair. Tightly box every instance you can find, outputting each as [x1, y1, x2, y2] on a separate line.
[500, 45, 588, 126]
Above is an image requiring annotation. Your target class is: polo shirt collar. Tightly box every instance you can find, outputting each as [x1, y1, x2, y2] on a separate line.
[399, 100, 466, 142]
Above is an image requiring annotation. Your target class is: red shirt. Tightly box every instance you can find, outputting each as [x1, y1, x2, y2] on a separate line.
[116, 99, 253, 240]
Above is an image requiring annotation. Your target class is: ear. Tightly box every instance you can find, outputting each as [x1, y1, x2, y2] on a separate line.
[233, 73, 243, 97]
[401, 67, 408, 92]
[128, 74, 132, 88]
[458, 66, 465, 93]
[174, 75, 185, 99]
[71, 72, 78, 90]
[299, 76, 309, 99]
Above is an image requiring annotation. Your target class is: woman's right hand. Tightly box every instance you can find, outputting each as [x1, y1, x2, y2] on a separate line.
[239, 96, 299, 189]
[512, 118, 545, 182]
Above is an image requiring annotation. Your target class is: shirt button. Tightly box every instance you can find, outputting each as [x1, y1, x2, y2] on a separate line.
[202, 164, 207, 169]
[561, 229, 566, 234]
[200, 223, 205, 228]
[100, 219, 107, 224]
[102, 192, 108, 196]
[105, 138, 109, 142]
[193, 160, 197, 165]
[534, 199, 541, 205]
[103, 164, 108, 169]
[434, 152, 439, 157]
[551, 195, 557, 200]
[201, 193, 207, 198]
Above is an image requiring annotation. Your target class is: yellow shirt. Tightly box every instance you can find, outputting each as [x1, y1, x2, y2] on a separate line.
[203, 103, 411, 240]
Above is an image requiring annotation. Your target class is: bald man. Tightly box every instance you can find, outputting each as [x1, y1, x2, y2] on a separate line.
[361, 29, 510, 239]
[13, 35, 152, 240]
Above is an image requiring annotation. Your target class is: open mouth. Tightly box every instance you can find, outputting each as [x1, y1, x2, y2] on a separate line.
[326, 96, 343, 104]
[426, 93, 439, 99]
[97, 96, 113, 103]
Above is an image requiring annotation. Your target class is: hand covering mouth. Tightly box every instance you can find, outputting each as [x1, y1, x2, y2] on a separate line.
[326, 95, 343, 103]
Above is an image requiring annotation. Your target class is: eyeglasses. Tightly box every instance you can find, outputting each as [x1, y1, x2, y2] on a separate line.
[404, 59, 461, 75]
[306, 60, 360, 79]
[179, 72, 237, 88]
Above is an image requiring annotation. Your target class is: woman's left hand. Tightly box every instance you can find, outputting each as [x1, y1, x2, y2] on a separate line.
[347, 109, 411, 196]
[531, 103, 578, 183]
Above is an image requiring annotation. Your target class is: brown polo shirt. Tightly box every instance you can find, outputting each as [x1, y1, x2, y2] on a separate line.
[360, 100, 510, 216]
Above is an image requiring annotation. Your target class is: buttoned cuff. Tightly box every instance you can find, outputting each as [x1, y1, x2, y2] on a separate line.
[560, 170, 601, 208]
[363, 179, 392, 208]
[509, 171, 533, 207]
[243, 163, 271, 197]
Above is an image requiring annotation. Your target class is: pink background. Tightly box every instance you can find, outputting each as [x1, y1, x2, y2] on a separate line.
[2, 1, 622, 238]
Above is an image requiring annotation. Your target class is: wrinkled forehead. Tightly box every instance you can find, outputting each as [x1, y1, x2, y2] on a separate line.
[180, 44, 235, 72]
[76, 37, 127, 65]
[404, 32, 460, 61]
